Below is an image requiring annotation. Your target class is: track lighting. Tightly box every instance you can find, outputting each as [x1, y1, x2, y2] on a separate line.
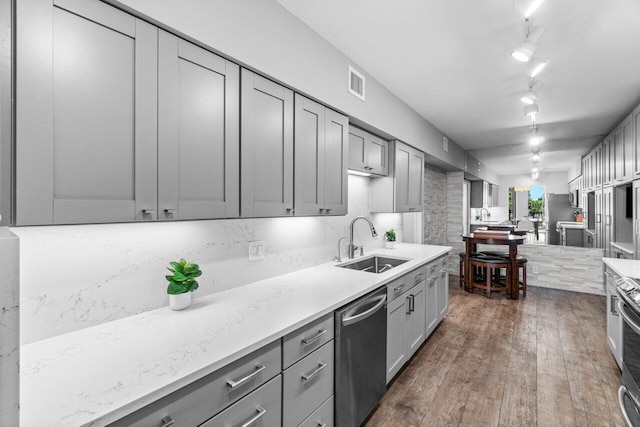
[524, 0, 545, 18]
[532, 167, 539, 173]
[524, 103, 539, 117]
[511, 26, 545, 63]
[530, 135, 543, 146]
[531, 152, 541, 162]
[525, 57, 547, 77]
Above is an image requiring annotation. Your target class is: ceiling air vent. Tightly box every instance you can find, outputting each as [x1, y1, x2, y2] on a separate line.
[348, 65, 365, 101]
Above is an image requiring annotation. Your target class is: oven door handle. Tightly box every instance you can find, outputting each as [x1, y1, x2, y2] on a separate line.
[618, 300, 640, 335]
[619, 385, 640, 427]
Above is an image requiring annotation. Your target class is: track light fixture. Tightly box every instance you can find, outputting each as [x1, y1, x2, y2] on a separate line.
[511, 26, 545, 63]
[523, 0, 545, 18]
[531, 151, 541, 162]
[524, 103, 539, 117]
[525, 57, 547, 77]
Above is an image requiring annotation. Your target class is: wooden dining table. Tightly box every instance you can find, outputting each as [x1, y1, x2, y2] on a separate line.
[462, 232, 527, 299]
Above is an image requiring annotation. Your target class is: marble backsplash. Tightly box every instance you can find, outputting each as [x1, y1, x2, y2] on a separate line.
[15, 175, 404, 344]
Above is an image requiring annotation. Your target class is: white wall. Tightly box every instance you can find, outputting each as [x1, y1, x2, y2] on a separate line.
[497, 171, 569, 207]
[109, 0, 469, 171]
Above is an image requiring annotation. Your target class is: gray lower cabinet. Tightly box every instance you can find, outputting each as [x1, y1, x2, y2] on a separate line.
[157, 31, 240, 220]
[370, 140, 424, 213]
[605, 267, 623, 369]
[425, 273, 438, 336]
[201, 375, 282, 427]
[348, 125, 389, 176]
[437, 264, 449, 321]
[241, 68, 294, 218]
[299, 396, 334, 427]
[386, 266, 427, 383]
[16, 0, 159, 225]
[283, 341, 334, 427]
[108, 340, 281, 427]
[294, 94, 348, 216]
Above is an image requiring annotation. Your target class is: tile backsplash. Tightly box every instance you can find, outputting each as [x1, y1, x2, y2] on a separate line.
[15, 175, 403, 344]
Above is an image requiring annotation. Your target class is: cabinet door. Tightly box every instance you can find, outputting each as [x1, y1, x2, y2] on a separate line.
[603, 137, 613, 186]
[395, 142, 424, 212]
[406, 282, 426, 357]
[622, 113, 634, 182]
[348, 127, 367, 172]
[322, 109, 349, 215]
[634, 180, 640, 260]
[437, 268, 449, 320]
[365, 135, 389, 176]
[594, 145, 603, 188]
[595, 189, 603, 248]
[614, 128, 624, 184]
[386, 294, 407, 383]
[241, 69, 294, 217]
[16, 0, 158, 225]
[634, 105, 640, 178]
[605, 270, 622, 369]
[603, 187, 614, 257]
[158, 32, 239, 220]
[425, 275, 438, 337]
[295, 95, 325, 216]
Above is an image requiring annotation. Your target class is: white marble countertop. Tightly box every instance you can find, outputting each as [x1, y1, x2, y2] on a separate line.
[556, 221, 584, 229]
[603, 257, 640, 278]
[20, 243, 451, 427]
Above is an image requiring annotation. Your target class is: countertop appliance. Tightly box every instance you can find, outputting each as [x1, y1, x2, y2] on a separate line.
[544, 193, 581, 245]
[335, 286, 387, 427]
[616, 277, 640, 426]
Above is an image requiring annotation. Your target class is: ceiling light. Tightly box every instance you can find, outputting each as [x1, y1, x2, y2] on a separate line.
[524, 103, 539, 116]
[511, 26, 545, 63]
[529, 135, 543, 145]
[531, 152, 541, 162]
[525, 57, 547, 77]
[521, 89, 539, 104]
[524, 0, 545, 17]
[532, 167, 539, 173]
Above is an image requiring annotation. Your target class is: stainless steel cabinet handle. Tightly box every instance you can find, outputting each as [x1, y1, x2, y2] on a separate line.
[160, 416, 175, 427]
[302, 362, 327, 381]
[596, 214, 601, 223]
[164, 208, 176, 213]
[394, 283, 406, 292]
[429, 277, 436, 287]
[142, 209, 155, 215]
[410, 294, 415, 312]
[406, 296, 412, 314]
[238, 406, 266, 427]
[302, 329, 327, 345]
[317, 422, 327, 427]
[414, 273, 424, 282]
[226, 364, 266, 388]
[342, 294, 387, 326]
[286, 208, 295, 215]
[325, 209, 331, 213]
[611, 295, 619, 316]
[618, 300, 640, 335]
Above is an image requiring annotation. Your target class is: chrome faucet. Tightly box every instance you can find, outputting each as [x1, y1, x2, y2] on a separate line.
[347, 216, 378, 259]
[480, 208, 490, 221]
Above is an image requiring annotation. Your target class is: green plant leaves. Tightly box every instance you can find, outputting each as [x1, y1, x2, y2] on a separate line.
[165, 259, 202, 294]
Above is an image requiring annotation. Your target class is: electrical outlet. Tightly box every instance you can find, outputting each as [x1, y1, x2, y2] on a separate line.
[532, 265, 538, 274]
[427, 215, 431, 222]
[248, 241, 265, 261]
[443, 136, 449, 152]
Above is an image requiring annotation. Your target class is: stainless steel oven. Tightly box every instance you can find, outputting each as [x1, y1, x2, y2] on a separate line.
[616, 278, 640, 426]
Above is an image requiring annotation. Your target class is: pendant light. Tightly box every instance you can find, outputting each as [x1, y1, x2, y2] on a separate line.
[524, 0, 545, 18]
[511, 26, 545, 63]
[524, 103, 539, 117]
[525, 57, 547, 77]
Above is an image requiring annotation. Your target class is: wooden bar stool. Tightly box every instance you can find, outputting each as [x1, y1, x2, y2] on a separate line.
[468, 256, 510, 298]
[479, 251, 528, 298]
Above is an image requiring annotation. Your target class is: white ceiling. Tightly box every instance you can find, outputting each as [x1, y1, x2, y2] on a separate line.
[274, 0, 640, 176]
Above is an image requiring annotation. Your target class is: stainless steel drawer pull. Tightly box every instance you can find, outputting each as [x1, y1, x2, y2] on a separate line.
[238, 406, 266, 427]
[164, 208, 176, 213]
[302, 362, 328, 381]
[160, 415, 175, 427]
[226, 364, 266, 388]
[302, 329, 328, 345]
[142, 209, 155, 214]
[414, 273, 424, 282]
[317, 422, 327, 427]
[393, 283, 406, 292]
[429, 277, 436, 287]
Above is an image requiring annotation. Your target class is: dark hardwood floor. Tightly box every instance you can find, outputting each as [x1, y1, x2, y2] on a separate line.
[366, 277, 625, 427]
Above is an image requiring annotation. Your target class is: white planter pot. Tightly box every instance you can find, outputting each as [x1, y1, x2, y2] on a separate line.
[385, 241, 395, 249]
[169, 292, 191, 311]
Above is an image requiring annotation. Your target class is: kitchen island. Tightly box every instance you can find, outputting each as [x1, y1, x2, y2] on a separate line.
[20, 243, 450, 426]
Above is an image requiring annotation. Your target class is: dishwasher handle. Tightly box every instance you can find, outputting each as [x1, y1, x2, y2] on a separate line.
[341, 294, 387, 327]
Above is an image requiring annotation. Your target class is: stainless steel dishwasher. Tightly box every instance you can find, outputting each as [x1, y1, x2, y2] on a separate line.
[335, 286, 387, 427]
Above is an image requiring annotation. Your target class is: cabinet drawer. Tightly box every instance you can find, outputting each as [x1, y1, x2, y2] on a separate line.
[387, 265, 427, 302]
[283, 341, 334, 427]
[200, 375, 282, 427]
[108, 340, 281, 427]
[299, 395, 334, 427]
[426, 261, 440, 277]
[283, 313, 334, 369]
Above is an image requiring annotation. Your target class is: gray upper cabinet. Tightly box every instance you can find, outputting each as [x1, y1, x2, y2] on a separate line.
[348, 126, 389, 176]
[16, 0, 158, 225]
[294, 94, 348, 216]
[158, 32, 240, 220]
[241, 69, 294, 217]
[370, 141, 424, 213]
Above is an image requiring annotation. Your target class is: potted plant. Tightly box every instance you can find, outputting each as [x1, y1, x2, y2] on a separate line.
[165, 259, 202, 310]
[385, 228, 396, 249]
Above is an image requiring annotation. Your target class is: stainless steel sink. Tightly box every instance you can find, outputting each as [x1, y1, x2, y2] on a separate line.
[336, 255, 410, 274]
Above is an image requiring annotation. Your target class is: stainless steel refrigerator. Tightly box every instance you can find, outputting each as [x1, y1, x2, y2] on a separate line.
[544, 193, 579, 245]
